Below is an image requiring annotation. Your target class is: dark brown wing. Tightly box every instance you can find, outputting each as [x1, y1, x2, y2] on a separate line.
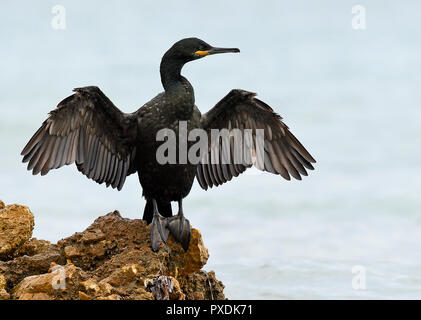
[197, 89, 316, 190]
[21, 86, 137, 190]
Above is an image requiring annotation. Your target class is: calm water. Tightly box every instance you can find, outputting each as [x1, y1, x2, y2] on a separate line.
[1, 0, 421, 299]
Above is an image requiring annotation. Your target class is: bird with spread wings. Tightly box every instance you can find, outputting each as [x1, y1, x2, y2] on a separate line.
[21, 38, 316, 251]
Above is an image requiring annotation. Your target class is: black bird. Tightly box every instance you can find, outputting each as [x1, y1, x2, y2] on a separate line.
[21, 38, 316, 252]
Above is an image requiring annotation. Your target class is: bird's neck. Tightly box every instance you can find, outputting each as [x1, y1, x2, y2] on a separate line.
[159, 55, 195, 118]
[160, 56, 189, 92]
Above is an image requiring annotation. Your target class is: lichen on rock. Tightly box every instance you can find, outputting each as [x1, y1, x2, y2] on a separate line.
[0, 200, 225, 300]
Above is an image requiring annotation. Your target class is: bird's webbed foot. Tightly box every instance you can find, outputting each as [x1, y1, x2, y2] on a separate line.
[167, 199, 191, 251]
[150, 199, 170, 252]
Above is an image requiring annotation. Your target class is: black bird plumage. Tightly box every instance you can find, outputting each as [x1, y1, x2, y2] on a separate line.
[21, 38, 316, 251]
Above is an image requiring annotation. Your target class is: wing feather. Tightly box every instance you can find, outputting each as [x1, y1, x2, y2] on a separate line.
[197, 89, 315, 189]
[22, 86, 137, 190]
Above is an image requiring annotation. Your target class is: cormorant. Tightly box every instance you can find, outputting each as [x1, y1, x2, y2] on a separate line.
[21, 38, 316, 252]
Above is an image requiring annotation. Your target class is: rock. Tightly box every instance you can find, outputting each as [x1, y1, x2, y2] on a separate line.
[96, 294, 122, 300]
[179, 270, 225, 300]
[0, 275, 6, 289]
[166, 227, 209, 275]
[12, 262, 87, 300]
[0, 274, 9, 300]
[13, 238, 54, 257]
[0, 204, 34, 259]
[0, 245, 65, 291]
[0, 290, 10, 300]
[0, 201, 225, 300]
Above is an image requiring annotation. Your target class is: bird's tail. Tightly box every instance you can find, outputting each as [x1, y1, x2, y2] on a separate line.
[143, 199, 172, 224]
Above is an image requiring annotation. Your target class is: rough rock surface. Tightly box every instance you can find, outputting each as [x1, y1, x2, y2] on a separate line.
[0, 204, 34, 259]
[0, 200, 225, 300]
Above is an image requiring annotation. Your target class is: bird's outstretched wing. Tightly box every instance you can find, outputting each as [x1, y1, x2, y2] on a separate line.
[21, 86, 137, 190]
[197, 89, 316, 190]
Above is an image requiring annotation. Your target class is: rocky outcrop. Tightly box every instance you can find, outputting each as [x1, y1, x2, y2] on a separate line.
[0, 201, 225, 300]
[0, 203, 34, 259]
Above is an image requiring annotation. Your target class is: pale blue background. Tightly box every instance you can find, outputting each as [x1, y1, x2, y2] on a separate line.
[1, 1, 421, 299]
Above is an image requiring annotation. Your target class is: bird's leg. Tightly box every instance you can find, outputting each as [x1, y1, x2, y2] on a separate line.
[168, 198, 191, 251]
[150, 199, 170, 252]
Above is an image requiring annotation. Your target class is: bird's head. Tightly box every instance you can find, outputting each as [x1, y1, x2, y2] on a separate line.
[163, 37, 240, 63]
